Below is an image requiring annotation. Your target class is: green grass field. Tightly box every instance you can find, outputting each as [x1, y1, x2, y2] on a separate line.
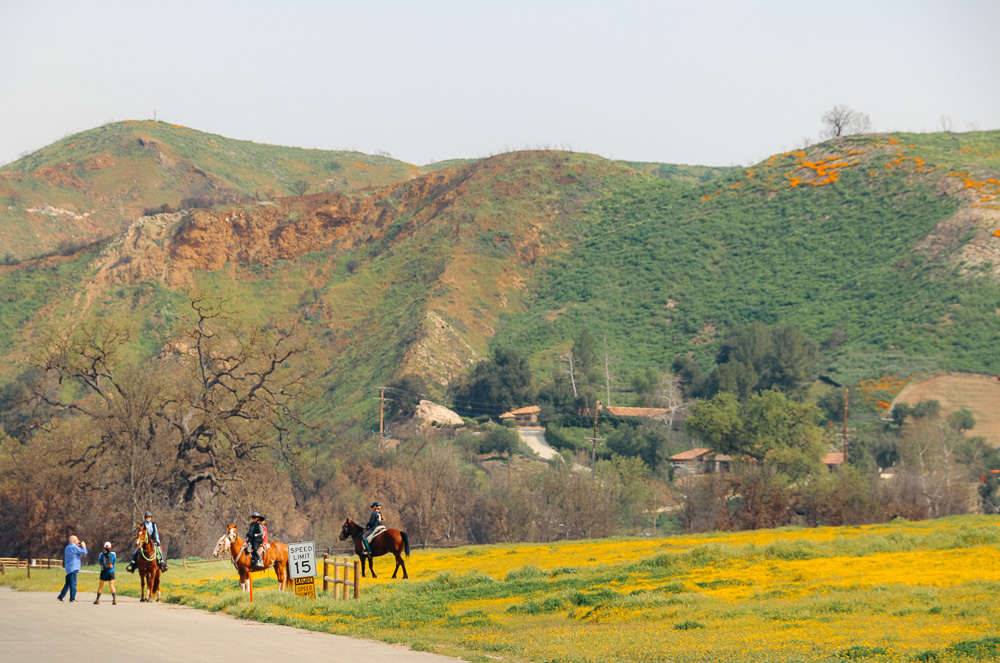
[5, 516, 1000, 662]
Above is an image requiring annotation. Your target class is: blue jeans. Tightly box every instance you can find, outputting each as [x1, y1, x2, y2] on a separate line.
[58, 571, 79, 601]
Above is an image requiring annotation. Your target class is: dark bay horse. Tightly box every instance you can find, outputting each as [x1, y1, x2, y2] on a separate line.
[214, 524, 289, 591]
[134, 523, 161, 602]
[339, 518, 410, 579]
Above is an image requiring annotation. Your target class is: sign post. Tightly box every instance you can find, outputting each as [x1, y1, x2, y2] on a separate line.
[287, 541, 316, 599]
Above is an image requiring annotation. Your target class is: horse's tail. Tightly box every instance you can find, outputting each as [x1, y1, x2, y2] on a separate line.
[401, 531, 410, 557]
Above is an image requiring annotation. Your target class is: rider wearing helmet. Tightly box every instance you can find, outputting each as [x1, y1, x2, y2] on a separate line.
[361, 502, 383, 556]
[246, 512, 267, 568]
[127, 511, 162, 573]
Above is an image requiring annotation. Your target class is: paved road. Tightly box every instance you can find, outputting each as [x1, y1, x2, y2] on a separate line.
[516, 427, 558, 459]
[0, 587, 460, 663]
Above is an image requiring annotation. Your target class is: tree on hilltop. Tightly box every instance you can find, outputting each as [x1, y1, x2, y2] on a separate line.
[821, 104, 872, 138]
[288, 179, 310, 196]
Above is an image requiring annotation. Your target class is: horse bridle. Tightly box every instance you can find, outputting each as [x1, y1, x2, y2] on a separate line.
[135, 528, 157, 561]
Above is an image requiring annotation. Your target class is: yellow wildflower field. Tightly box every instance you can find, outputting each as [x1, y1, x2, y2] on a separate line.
[6, 515, 1000, 662]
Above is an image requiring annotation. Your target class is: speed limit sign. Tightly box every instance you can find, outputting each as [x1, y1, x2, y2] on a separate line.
[287, 541, 316, 599]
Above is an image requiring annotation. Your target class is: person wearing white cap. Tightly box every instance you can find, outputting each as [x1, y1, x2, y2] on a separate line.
[94, 541, 117, 605]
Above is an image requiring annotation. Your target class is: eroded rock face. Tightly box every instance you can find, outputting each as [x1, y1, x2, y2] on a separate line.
[75, 152, 612, 390]
[415, 400, 465, 429]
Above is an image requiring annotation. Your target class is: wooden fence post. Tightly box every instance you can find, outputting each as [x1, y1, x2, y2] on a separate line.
[353, 560, 360, 599]
[322, 554, 329, 592]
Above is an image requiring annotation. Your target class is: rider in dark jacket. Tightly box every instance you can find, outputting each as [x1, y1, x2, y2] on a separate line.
[361, 502, 383, 556]
[127, 511, 161, 573]
[246, 512, 265, 568]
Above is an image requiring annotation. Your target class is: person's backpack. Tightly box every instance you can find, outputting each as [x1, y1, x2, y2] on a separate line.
[100, 552, 113, 571]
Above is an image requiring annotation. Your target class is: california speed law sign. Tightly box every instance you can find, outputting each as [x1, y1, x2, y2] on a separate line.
[288, 541, 316, 599]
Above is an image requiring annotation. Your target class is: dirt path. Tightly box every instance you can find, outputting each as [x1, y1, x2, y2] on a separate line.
[893, 373, 1000, 445]
[0, 587, 460, 663]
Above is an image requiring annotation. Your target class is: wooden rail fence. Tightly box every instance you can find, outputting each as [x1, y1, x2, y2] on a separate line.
[0, 557, 62, 577]
[322, 554, 360, 599]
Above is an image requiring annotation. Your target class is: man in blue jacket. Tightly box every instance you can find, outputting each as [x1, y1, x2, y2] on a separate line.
[56, 535, 88, 602]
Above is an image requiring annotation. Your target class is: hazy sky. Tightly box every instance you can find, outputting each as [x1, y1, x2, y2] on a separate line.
[3, 0, 999, 168]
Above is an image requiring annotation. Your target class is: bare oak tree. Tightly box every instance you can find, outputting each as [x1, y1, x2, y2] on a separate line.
[31, 299, 311, 520]
[821, 105, 872, 138]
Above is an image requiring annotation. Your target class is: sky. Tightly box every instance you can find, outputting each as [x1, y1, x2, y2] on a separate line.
[2, 0, 999, 168]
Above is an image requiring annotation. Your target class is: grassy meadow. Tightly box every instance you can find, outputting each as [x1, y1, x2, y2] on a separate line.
[4, 516, 1000, 662]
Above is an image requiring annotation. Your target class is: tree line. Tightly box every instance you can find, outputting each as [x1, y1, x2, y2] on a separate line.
[2, 304, 996, 560]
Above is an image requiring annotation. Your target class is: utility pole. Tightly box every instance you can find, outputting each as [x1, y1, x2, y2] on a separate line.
[593, 400, 600, 472]
[585, 401, 605, 484]
[842, 388, 849, 462]
[376, 387, 387, 455]
[603, 336, 612, 407]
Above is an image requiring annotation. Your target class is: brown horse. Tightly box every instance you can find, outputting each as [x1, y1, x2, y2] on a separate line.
[213, 524, 289, 591]
[134, 523, 161, 602]
[339, 518, 410, 579]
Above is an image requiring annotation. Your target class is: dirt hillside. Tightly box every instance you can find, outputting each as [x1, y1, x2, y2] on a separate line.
[893, 373, 1000, 445]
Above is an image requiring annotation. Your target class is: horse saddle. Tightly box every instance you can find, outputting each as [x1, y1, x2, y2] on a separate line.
[243, 541, 270, 566]
[365, 525, 387, 543]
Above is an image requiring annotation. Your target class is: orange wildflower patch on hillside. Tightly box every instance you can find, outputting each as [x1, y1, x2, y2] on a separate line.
[856, 376, 909, 407]
[885, 152, 933, 173]
[948, 171, 1000, 209]
[785, 153, 860, 188]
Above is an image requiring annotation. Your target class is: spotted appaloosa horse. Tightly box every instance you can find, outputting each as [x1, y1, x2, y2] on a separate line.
[339, 518, 410, 579]
[134, 522, 161, 602]
[214, 524, 289, 591]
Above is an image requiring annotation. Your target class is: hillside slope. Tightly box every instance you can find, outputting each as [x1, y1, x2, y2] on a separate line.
[0, 121, 422, 260]
[0, 149, 633, 423]
[2, 128, 999, 431]
[498, 131, 1000, 385]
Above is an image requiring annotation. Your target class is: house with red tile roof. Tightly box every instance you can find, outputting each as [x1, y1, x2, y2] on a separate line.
[604, 406, 671, 419]
[821, 451, 846, 470]
[499, 405, 541, 426]
[668, 447, 731, 475]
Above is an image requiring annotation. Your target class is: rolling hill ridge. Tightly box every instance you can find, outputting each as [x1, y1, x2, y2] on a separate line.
[1, 125, 999, 430]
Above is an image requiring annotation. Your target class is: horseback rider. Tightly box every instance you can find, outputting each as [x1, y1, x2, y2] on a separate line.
[127, 511, 162, 573]
[246, 512, 267, 568]
[361, 502, 383, 556]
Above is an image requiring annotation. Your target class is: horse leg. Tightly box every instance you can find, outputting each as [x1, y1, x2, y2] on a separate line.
[275, 562, 286, 591]
[393, 552, 408, 579]
[369, 555, 376, 578]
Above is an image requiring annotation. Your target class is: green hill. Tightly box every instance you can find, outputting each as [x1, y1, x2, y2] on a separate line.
[2, 126, 999, 428]
[500, 132, 1000, 386]
[0, 121, 422, 260]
